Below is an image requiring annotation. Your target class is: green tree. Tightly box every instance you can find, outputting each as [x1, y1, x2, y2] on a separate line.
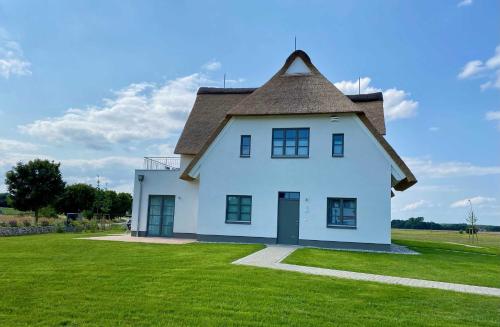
[92, 189, 132, 219]
[114, 192, 132, 217]
[57, 183, 96, 214]
[0, 193, 10, 207]
[93, 189, 112, 218]
[5, 159, 65, 223]
[102, 190, 116, 216]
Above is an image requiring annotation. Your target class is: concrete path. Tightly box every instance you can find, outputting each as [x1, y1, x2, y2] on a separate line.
[77, 234, 196, 244]
[233, 245, 500, 297]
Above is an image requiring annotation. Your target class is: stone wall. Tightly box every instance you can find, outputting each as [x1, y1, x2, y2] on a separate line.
[0, 226, 76, 237]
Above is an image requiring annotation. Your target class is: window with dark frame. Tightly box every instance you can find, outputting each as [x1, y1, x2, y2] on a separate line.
[332, 134, 344, 157]
[272, 128, 309, 157]
[226, 195, 252, 223]
[240, 135, 251, 157]
[327, 198, 356, 227]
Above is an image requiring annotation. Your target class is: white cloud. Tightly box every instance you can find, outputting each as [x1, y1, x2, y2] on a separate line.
[450, 196, 496, 208]
[334, 77, 418, 121]
[0, 152, 142, 193]
[486, 110, 500, 131]
[457, 0, 473, 7]
[0, 138, 39, 152]
[412, 184, 460, 192]
[202, 60, 221, 71]
[145, 143, 175, 156]
[405, 157, 500, 178]
[225, 77, 246, 85]
[458, 45, 500, 90]
[0, 152, 52, 168]
[428, 126, 440, 132]
[19, 74, 211, 149]
[61, 156, 143, 171]
[64, 175, 112, 187]
[335, 77, 379, 94]
[401, 200, 432, 211]
[486, 110, 500, 120]
[458, 60, 484, 79]
[60, 156, 141, 193]
[383, 88, 418, 121]
[0, 28, 31, 78]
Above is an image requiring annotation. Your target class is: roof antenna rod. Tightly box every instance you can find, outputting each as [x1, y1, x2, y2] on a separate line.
[294, 36, 297, 51]
[223, 73, 226, 88]
[358, 76, 361, 95]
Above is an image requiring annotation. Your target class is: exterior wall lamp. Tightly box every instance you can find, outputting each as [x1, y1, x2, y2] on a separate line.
[136, 174, 145, 236]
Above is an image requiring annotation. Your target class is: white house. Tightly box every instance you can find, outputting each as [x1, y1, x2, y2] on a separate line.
[131, 50, 416, 251]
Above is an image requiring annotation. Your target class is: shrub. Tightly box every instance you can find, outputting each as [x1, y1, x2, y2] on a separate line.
[88, 219, 99, 232]
[0, 221, 6, 227]
[82, 219, 90, 231]
[40, 219, 50, 227]
[71, 220, 83, 232]
[8, 220, 18, 227]
[82, 210, 94, 220]
[39, 206, 58, 218]
[22, 220, 31, 227]
[55, 222, 65, 233]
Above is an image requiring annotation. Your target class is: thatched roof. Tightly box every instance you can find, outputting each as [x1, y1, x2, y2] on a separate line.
[175, 90, 385, 155]
[174, 50, 415, 191]
[174, 90, 251, 155]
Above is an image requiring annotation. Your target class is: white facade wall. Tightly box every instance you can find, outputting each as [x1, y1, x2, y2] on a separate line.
[131, 155, 198, 235]
[194, 114, 392, 245]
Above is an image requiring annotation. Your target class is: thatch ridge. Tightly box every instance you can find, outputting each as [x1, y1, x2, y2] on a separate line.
[228, 50, 361, 116]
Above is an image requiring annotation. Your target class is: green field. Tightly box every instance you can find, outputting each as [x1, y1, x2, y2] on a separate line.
[0, 207, 27, 215]
[285, 229, 500, 288]
[0, 233, 499, 326]
[392, 229, 500, 254]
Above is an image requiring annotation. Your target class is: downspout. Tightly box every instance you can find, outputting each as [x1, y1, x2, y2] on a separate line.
[136, 174, 145, 236]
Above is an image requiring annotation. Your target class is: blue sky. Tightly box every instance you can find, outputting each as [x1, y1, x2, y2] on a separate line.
[0, 0, 499, 224]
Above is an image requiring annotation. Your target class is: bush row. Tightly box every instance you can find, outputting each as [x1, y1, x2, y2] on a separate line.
[0, 219, 126, 236]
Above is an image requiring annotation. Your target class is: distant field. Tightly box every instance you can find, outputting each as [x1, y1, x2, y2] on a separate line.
[0, 207, 34, 224]
[392, 229, 500, 254]
[0, 207, 66, 225]
[0, 207, 27, 216]
[285, 229, 500, 288]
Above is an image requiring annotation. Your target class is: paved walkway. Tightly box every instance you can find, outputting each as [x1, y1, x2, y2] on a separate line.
[77, 234, 196, 244]
[233, 245, 500, 297]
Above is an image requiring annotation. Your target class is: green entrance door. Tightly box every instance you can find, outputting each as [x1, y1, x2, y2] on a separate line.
[147, 195, 175, 237]
[277, 192, 300, 245]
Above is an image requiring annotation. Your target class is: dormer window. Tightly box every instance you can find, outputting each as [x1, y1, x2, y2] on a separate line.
[284, 57, 312, 76]
[272, 128, 309, 158]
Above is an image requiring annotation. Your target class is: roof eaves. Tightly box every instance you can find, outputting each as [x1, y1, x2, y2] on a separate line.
[355, 113, 417, 191]
[180, 116, 232, 180]
[197, 87, 258, 95]
[347, 92, 383, 102]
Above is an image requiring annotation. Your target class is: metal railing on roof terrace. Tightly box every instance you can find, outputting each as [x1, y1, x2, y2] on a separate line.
[143, 157, 180, 170]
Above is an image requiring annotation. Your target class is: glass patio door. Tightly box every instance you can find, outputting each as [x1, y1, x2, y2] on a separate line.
[147, 195, 175, 237]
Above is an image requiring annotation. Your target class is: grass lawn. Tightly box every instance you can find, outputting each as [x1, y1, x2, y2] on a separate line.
[284, 229, 500, 288]
[0, 233, 499, 326]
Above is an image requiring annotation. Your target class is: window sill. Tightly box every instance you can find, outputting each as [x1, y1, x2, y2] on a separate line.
[271, 155, 309, 159]
[332, 155, 344, 158]
[327, 224, 356, 229]
[225, 221, 251, 225]
[240, 155, 250, 158]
